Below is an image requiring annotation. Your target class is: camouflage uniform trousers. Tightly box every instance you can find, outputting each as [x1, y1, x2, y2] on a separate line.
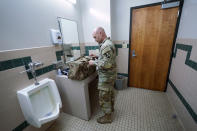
[98, 82, 115, 114]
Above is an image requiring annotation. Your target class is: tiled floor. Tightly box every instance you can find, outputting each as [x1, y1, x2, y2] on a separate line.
[48, 88, 183, 131]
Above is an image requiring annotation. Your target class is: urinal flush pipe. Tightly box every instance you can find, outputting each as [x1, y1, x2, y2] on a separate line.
[28, 62, 44, 85]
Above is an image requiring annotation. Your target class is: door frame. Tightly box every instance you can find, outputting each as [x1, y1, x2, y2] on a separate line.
[128, 0, 184, 91]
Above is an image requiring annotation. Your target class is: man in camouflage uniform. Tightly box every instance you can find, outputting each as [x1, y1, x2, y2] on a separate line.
[89, 27, 116, 124]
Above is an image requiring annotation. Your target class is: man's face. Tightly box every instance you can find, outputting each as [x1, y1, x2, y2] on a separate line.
[93, 32, 102, 43]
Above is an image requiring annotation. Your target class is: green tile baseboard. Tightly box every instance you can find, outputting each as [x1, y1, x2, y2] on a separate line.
[173, 43, 197, 71]
[13, 121, 29, 131]
[168, 79, 197, 123]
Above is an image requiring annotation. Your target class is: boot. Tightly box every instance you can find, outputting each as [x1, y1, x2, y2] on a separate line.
[97, 114, 112, 124]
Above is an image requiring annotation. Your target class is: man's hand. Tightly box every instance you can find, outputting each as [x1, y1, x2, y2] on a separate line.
[90, 54, 96, 57]
[90, 54, 98, 59]
[89, 60, 95, 65]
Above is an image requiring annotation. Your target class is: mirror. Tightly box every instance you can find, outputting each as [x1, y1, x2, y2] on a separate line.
[58, 17, 81, 62]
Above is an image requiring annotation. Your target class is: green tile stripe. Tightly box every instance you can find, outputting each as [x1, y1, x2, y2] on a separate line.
[117, 73, 128, 77]
[115, 44, 122, 56]
[84, 44, 129, 56]
[115, 44, 129, 56]
[71, 46, 80, 50]
[59, 44, 129, 57]
[67, 44, 128, 56]
[173, 43, 197, 71]
[0, 55, 54, 79]
[85, 46, 99, 56]
[26, 64, 54, 79]
[56, 47, 81, 60]
[168, 79, 197, 123]
[115, 44, 122, 48]
[56, 50, 63, 61]
[13, 121, 29, 131]
[56, 47, 80, 60]
[0, 57, 32, 71]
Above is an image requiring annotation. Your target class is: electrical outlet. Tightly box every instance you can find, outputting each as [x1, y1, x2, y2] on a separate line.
[122, 42, 127, 48]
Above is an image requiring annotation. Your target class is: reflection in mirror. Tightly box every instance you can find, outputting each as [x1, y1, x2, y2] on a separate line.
[58, 17, 81, 63]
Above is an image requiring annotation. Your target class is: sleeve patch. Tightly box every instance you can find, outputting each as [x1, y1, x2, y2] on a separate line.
[105, 52, 111, 58]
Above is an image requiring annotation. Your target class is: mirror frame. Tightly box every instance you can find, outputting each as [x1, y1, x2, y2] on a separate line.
[57, 16, 81, 63]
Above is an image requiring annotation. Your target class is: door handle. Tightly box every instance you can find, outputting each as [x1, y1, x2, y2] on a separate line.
[132, 50, 137, 57]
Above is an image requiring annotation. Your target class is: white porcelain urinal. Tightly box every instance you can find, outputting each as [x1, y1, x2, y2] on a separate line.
[17, 78, 62, 128]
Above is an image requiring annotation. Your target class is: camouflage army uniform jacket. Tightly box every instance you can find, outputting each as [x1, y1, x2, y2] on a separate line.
[94, 38, 117, 91]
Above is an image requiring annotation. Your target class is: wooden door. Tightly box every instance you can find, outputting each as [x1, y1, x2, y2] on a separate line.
[129, 5, 179, 91]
